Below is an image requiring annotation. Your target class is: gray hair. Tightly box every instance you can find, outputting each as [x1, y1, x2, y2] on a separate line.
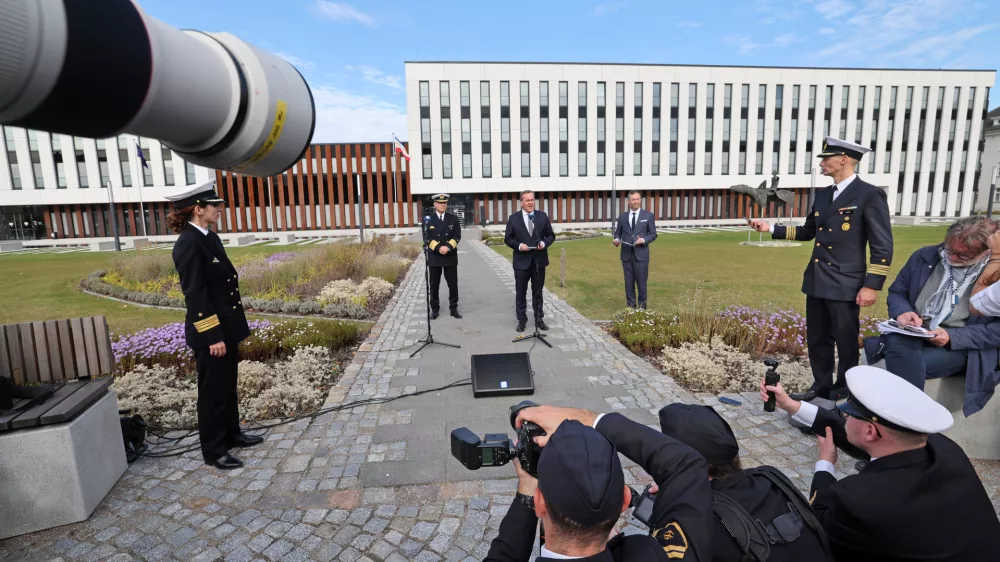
[944, 216, 999, 253]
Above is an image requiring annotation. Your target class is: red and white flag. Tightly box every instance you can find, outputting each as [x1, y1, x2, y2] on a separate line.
[393, 135, 410, 162]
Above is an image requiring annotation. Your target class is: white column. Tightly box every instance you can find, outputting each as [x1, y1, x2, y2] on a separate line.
[945, 87, 967, 217]
[886, 87, 906, 214]
[960, 88, 986, 217]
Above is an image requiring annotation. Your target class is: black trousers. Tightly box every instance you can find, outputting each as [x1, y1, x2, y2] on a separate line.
[514, 262, 546, 323]
[429, 265, 459, 312]
[806, 296, 860, 395]
[194, 342, 242, 461]
[623, 257, 649, 309]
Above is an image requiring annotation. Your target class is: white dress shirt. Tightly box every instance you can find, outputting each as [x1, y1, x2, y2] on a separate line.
[971, 284, 1000, 317]
[437, 212, 445, 221]
[769, 174, 858, 233]
[188, 221, 209, 236]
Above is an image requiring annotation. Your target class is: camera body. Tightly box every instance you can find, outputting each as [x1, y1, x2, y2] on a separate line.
[628, 484, 657, 527]
[451, 400, 546, 476]
[763, 357, 780, 412]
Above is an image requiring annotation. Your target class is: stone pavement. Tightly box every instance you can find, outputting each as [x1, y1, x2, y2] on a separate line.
[2, 238, 998, 562]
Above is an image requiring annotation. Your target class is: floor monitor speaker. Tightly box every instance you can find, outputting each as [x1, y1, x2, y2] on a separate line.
[470, 352, 534, 398]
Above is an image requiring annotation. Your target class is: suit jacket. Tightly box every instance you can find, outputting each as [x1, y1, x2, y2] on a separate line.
[807, 407, 1000, 561]
[485, 413, 712, 562]
[504, 210, 556, 270]
[172, 224, 251, 349]
[879, 244, 1000, 415]
[615, 209, 657, 262]
[423, 212, 461, 267]
[772, 177, 893, 301]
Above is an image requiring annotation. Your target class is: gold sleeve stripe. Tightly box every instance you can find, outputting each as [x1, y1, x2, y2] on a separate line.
[868, 264, 891, 275]
[809, 490, 818, 505]
[448, 239, 458, 248]
[428, 240, 439, 250]
[193, 315, 220, 333]
[787, 226, 796, 240]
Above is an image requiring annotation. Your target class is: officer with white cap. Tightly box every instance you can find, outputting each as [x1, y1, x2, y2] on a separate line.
[750, 137, 894, 402]
[763, 366, 1000, 561]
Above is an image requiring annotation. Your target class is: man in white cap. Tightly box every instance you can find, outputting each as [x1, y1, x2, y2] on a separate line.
[762, 366, 1000, 561]
[750, 137, 893, 402]
[423, 193, 462, 319]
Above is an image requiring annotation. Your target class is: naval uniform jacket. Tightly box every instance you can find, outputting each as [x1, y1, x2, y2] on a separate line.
[772, 177, 893, 302]
[173, 224, 251, 349]
[807, 407, 1000, 561]
[423, 212, 461, 268]
[485, 413, 712, 562]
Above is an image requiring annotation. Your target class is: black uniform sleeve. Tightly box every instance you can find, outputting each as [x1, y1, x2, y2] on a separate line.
[773, 206, 818, 242]
[174, 242, 225, 347]
[448, 215, 461, 250]
[597, 413, 710, 561]
[484, 497, 537, 562]
[862, 188, 893, 290]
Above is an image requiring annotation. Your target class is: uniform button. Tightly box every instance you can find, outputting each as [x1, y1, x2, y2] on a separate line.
[233, 306, 237, 309]
[230, 292, 234, 296]
[828, 246, 833, 250]
[814, 259, 819, 263]
[816, 243, 820, 247]
[828, 262, 832, 265]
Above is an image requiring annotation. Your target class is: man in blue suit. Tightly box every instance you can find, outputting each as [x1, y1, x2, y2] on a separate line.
[505, 190, 556, 333]
[613, 190, 657, 309]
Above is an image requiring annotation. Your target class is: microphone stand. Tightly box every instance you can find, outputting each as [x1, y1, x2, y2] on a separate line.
[411, 214, 461, 358]
[513, 214, 552, 349]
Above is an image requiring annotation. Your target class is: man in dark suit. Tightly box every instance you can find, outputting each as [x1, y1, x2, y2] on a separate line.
[485, 404, 713, 561]
[614, 190, 658, 309]
[765, 366, 1000, 561]
[750, 137, 893, 401]
[505, 190, 556, 333]
[166, 180, 261, 470]
[423, 193, 462, 319]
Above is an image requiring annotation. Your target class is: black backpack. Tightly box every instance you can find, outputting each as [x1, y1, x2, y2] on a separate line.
[712, 466, 832, 562]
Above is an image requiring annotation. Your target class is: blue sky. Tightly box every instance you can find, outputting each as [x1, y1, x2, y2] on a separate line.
[141, 0, 999, 142]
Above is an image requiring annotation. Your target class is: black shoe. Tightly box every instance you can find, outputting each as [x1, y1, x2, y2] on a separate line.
[228, 433, 264, 448]
[206, 454, 243, 470]
[789, 389, 821, 402]
[536, 320, 549, 331]
[829, 386, 849, 401]
[431, 310, 439, 319]
[516, 322, 526, 332]
[450, 310, 462, 319]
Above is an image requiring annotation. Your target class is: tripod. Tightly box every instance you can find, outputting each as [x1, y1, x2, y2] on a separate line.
[411, 220, 460, 358]
[513, 321, 552, 348]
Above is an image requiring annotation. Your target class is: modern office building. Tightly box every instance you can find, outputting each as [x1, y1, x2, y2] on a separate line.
[405, 62, 994, 225]
[973, 107, 1000, 211]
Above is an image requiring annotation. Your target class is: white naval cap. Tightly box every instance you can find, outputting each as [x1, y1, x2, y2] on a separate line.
[839, 366, 953, 434]
[817, 136, 872, 160]
[163, 179, 225, 210]
[431, 193, 450, 202]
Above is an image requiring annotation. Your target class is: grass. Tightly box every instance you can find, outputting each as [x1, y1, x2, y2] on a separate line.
[0, 246, 372, 335]
[491, 225, 949, 319]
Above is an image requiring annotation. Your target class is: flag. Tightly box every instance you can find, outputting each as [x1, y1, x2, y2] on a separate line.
[393, 135, 410, 162]
[136, 142, 148, 169]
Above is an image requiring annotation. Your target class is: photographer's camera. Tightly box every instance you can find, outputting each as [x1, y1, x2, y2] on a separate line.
[450, 400, 546, 475]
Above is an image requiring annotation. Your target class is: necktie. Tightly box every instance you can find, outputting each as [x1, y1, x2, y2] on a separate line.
[527, 213, 534, 236]
[831, 186, 839, 201]
[438, 213, 443, 221]
[631, 212, 636, 231]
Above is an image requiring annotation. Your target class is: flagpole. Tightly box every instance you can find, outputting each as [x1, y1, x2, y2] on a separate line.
[390, 133, 398, 229]
[135, 141, 147, 236]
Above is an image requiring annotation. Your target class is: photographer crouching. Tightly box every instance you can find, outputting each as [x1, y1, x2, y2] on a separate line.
[483, 405, 712, 561]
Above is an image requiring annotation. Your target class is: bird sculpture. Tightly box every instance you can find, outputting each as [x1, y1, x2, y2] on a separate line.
[729, 174, 794, 218]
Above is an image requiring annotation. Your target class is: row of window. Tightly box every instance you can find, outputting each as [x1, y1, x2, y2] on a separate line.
[417, 80, 989, 180]
[2, 128, 195, 189]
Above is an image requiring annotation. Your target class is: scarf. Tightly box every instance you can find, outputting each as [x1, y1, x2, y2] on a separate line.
[921, 249, 989, 330]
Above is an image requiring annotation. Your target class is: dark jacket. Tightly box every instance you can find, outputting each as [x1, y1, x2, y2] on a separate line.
[876, 244, 1000, 415]
[504, 210, 556, 270]
[615, 209, 658, 262]
[772, 177, 893, 301]
[423, 212, 461, 267]
[173, 224, 250, 349]
[807, 407, 1000, 561]
[485, 413, 712, 562]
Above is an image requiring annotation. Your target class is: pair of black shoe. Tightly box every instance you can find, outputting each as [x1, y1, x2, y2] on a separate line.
[516, 320, 548, 332]
[430, 310, 463, 319]
[205, 432, 265, 470]
[789, 385, 848, 402]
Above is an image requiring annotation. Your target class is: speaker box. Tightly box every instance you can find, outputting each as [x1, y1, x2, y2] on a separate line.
[470, 352, 534, 398]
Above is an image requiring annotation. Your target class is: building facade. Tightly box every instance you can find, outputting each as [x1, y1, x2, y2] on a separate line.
[973, 107, 1000, 211]
[405, 62, 994, 224]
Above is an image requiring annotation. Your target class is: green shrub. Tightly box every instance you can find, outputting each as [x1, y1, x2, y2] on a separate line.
[281, 301, 301, 314]
[298, 300, 321, 314]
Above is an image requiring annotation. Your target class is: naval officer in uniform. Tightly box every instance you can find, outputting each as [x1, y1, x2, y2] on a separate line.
[750, 137, 893, 401]
[165, 181, 262, 470]
[764, 366, 1000, 561]
[423, 193, 462, 319]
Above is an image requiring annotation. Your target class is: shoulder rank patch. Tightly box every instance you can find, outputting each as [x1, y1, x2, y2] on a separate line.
[653, 522, 688, 559]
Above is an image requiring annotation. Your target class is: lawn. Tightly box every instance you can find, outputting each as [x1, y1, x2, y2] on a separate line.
[0, 245, 370, 335]
[491, 225, 949, 320]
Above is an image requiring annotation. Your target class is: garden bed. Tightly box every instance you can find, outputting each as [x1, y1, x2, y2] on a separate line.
[482, 230, 603, 246]
[80, 237, 419, 320]
[607, 306, 881, 394]
[111, 318, 364, 428]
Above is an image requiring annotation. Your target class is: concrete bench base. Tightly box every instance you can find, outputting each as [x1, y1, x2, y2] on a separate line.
[0, 242, 23, 252]
[90, 240, 117, 251]
[231, 235, 256, 247]
[277, 233, 296, 244]
[0, 390, 127, 540]
[132, 238, 150, 249]
[924, 376, 1000, 460]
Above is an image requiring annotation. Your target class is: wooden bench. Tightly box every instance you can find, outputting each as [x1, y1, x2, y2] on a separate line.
[0, 316, 127, 540]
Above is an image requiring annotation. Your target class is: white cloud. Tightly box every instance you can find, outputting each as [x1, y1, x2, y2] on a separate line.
[346, 65, 403, 90]
[773, 33, 799, 47]
[313, 1, 374, 26]
[275, 52, 315, 70]
[725, 34, 761, 55]
[591, 2, 626, 16]
[676, 21, 702, 29]
[819, 27, 836, 35]
[310, 86, 406, 143]
[814, 0, 854, 19]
